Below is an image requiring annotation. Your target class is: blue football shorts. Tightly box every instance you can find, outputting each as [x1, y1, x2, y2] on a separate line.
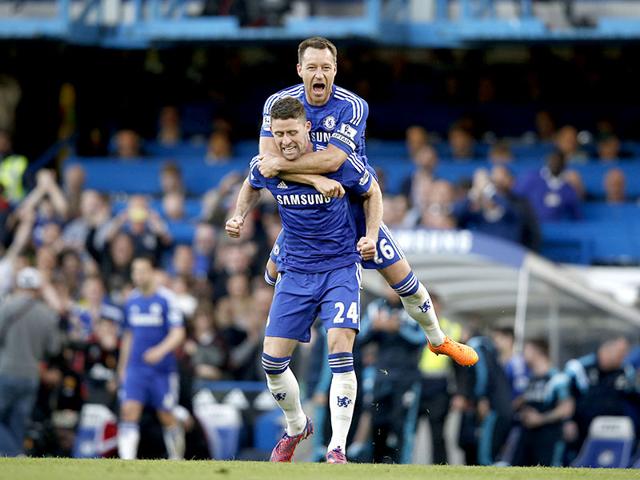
[121, 366, 178, 411]
[266, 263, 362, 343]
[270, 222, 405, 271]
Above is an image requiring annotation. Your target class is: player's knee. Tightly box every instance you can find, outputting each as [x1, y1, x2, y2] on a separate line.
[327, 328, 356, 354]
[261, 352, 291, 376]
[120, 401, 142, 422]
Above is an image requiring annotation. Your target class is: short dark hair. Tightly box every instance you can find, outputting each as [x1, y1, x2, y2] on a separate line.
[270, 96, 307, 122]
[132, 255, 156, 268]
[525, 337, 549, 358]
[491, 326, 515, 339]
[298, 36, 337, 64]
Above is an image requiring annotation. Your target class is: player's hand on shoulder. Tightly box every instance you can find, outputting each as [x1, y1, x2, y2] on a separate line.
[314, 177, 345, 198]
[357, 236, 376, 260]
[257, 153, 282, 178]
[225, 215, 244, 238]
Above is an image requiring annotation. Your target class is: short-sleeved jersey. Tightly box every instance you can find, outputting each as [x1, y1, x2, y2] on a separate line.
[522, 368, 571, 415]
[505, 354, 531, 400]
[261, 83, 369, 165]
[123, 286, 183, 373]
[249, 155, 373, 273]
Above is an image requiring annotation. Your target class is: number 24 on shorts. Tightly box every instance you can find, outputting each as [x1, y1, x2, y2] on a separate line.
[333, 302, 358, 323]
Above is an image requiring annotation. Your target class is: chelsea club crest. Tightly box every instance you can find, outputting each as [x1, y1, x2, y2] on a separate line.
[322, 115, 336, 130]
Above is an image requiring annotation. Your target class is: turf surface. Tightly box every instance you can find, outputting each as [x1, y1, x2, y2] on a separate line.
[3, 458, 640, 480]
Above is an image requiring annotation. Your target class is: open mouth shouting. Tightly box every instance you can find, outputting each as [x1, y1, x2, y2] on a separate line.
[312, 81, 326, 97]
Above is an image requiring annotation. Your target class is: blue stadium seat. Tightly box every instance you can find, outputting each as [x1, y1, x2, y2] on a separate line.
[167, 221, 196, 245]
[572, 416, 635, 468]
[582, 202, 640, 221]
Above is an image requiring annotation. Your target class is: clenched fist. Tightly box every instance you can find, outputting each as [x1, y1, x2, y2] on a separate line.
[357, 236, 376, 261]
[314, 177, 345, 198]
[225, 215, 245, 238]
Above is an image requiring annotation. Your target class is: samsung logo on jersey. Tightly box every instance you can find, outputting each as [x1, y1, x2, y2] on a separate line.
[276, 194, 332, 206]
[311, 132, 332, 144]
[129, 313, 163, 327]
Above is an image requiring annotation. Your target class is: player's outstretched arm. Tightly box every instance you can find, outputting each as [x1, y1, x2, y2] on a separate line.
[225, 179, 262, 238]
[259, 144, 348, 177]
[357, 179, 383, 261]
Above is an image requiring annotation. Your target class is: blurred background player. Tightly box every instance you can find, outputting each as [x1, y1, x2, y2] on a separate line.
[510, 338, 574, 467]
[117, 256, 186, 460]
[226, 96, 382, 463]
[258, 36, 477, 369]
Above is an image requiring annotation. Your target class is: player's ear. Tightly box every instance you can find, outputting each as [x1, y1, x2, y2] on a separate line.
[305, 121, 311, 132]
[297, 63, 302, 78]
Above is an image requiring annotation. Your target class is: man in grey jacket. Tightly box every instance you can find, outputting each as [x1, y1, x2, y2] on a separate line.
[0, 267, 61, 456]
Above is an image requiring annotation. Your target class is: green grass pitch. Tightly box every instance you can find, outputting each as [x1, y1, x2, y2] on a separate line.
[3, 458, 640, 480]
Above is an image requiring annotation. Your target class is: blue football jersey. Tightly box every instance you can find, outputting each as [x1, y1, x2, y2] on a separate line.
[248, 155, 373, 273]
[123, 286, 183, 373]
[261, 83, 374, 240]
[261, 83, 369, 163]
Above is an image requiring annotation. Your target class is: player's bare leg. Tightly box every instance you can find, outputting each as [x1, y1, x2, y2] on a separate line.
[157, 410, 185, 460]
[325, 328, 357, 464]
[263, 336, 312, 462]
[379, 259, 478, 367]
[118, 400, 143, 459]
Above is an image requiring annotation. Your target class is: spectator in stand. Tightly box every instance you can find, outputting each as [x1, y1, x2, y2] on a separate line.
[162, 191, 187, 221]
[402, 145, 438, 207]
[160, 162, 185, 197]
[563, 170, 586, 201]
[535, 111, 556, 142]
[20, 170, 70, 234]
[488, 142, 514, 164]
[604, 168, 627, 204]
[405, 125, 430, 159]
[114, 129, 143, 159]
[596, 134, 628, 162]
[554, 125, 588, 164]
[192, 223, 216, 279]
[453, 168, 522, 244]
[157, 106, 182, 147]
[62, 164, 86, 220]
[69, 275, 122, 343]
[0, 129, 28, 204]
[448, 123, 478, 161]
[0, 267, 62, 456]
[58, 248, 84, 300]
[170, 245, 195, 280]
[83, 314, 120, 409]
[184, 302, 228, 386]
[564, 336, 639, 462]
[491, 165, 541, 251]
[514, 152, 581, 221]
[419, 180, 457, 229]
[62, 190, 111, 252]
[382, 195, 409, 228]
[0, 208, 34, 297]
[201, 171, 243, 226]
[86, 230, 135, 303]
[511, 339, 574, 467]
[104, 195, 172, 265]
[205, 130, 233, 164]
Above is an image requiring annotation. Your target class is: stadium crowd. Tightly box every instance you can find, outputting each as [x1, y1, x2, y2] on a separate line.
[0, 108, 639, 463]
[0, 41, 639, 462]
